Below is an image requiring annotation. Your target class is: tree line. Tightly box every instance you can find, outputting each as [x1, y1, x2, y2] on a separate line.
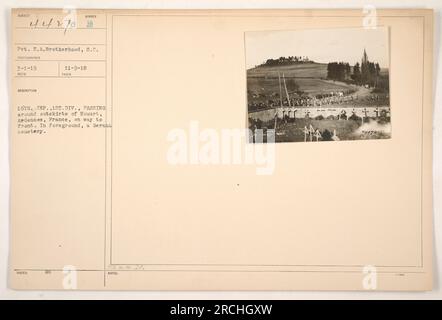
[326, 49, 387, 91]
[261, 56, 312, 67]
[326, 62, 351, 81]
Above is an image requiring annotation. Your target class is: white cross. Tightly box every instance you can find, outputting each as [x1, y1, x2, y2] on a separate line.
[303, 126, 309, 142]
[314, 129, 322, 141]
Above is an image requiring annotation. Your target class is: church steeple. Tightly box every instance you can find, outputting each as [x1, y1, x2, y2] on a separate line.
[362, 48, 368, 65]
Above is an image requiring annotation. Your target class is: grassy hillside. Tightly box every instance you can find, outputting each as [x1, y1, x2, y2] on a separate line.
[247, 62, 328, 79]
[247, 62, 355, 99]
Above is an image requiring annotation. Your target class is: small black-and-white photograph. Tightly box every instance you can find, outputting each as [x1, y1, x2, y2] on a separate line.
[246, 27, 390, 143]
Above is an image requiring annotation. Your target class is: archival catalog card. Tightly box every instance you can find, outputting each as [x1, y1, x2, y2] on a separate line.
[9, 8, 433, 290]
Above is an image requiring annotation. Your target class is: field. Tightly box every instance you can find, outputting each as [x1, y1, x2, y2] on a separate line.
[247, 77, 353, 99]
[247, 62, 328, 79]
[251, 118, 391, 143]
[247, 62, 391, 142]
[278, 119, 359, 142]
[247, 62, 388, 105]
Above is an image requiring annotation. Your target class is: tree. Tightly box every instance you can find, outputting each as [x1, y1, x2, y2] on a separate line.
[355, 49, 386, 88]
[262, 56, 312, 67]
[375, 63, 381, 76]
[345, 63, 351, 80]
[352, 62, 361, 84]
[327, 62, 351, 81]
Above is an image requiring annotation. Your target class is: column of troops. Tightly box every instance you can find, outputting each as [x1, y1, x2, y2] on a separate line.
[248, 92, 388, 110]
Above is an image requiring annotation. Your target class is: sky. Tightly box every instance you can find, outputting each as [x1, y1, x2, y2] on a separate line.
[245, 27, 389, 69]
